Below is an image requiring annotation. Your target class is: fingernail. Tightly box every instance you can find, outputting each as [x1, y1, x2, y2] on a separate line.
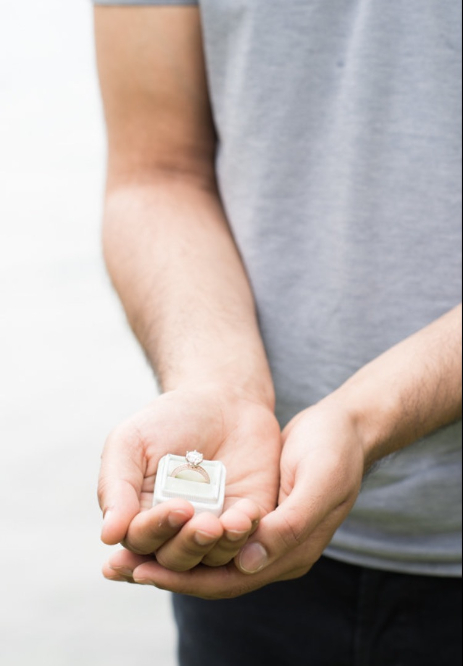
[239, 543, 268, 574]
[104, 568, 126, 582]
[132, 577, 155, 586]
[111, 566, 133, 578]
[194, 531, 218, 546]
[103, 510, 113, 525]
[251, 519, 260, 534]
[105, 573, 127, 582]
[226, 530, 249, 543]
[168, 511, 190, 529]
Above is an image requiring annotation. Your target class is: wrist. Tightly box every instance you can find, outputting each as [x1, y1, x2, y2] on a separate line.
[330, 373, 410, 472]
[162, 357, 276, 411]
[330, 306, 463, 470]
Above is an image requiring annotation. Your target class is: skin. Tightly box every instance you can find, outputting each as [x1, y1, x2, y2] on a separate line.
[95, 5, 280, 571]
[100, 385, 281, 570]
[94, 6, 462, 599]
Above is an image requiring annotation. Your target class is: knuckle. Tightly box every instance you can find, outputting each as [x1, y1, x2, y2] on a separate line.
[277, 509, 307, 549]
[103, 421, 142, 458]
[102, 424, 125, 455]
[97, 476, 111, 509]
[155, 544, 203, 571]
[179, 542, 209, 559]
[202, 551, 236, 568]
[121, 538, 151, 556]
[155, 557, 192, 573]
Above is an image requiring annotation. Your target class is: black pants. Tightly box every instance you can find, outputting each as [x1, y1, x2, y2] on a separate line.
[173, 556, 462, 666]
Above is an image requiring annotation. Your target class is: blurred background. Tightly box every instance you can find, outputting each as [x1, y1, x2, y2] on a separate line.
[0, 1, 177, 664]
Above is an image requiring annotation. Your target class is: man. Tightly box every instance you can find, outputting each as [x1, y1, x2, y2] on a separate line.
[93, 1, 462, 664]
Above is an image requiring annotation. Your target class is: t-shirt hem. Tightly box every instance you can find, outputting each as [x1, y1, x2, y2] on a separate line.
[93, 1, 197, 5]
[324, 545, 463, 578]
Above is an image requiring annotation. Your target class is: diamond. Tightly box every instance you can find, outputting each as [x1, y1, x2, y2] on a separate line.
[186, 450, 204, 467]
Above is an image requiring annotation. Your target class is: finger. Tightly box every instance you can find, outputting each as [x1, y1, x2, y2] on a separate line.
[104, 549, 151, 581]
[122, 500, 195, 554]
[105, 533, 314, 599]
[103, 511, 344, 599]
[104, 552, 151, 584]
[103, 567, 136, 584]
[201, 503, 259, 567]
[131, 559, 272, 600]
[221, 498, 263, 531]
[154, 513, 224, 572]
[98, 425, 146, 545]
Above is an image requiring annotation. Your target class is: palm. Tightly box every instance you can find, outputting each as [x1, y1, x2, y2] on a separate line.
[133, 387, 281, 516]
[205, 401, 281, 516]
[99, 385, 281, 571]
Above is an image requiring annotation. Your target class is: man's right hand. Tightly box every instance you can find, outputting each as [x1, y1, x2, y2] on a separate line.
[98, 383, 281, 574]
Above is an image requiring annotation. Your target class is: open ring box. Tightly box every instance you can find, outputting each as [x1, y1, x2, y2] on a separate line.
[153, 454, 227, 517]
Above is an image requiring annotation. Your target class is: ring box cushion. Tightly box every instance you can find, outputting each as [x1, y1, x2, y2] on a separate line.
[153, 454, 227, 517]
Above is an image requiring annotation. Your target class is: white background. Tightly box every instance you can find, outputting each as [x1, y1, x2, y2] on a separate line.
[0, 2, 177, 664]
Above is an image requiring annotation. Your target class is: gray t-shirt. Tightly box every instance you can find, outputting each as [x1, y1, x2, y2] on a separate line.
[94, 0, 462, 576]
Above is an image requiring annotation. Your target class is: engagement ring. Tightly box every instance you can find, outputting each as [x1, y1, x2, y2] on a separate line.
[170, 451, 211, 484]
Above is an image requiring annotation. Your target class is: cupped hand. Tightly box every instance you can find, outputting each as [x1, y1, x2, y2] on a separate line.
[98, 383, 281, 572]
[104, 396, 366, 598]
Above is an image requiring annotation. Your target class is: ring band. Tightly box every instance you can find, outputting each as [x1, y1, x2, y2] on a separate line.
[170, 451, 211, 484]
[170, 463, 211, 483]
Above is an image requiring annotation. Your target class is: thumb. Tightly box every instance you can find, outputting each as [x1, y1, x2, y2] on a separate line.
[98, 427, 145, 545]
[236, 476, 334, 575]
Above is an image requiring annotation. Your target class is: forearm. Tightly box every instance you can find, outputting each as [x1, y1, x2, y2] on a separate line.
[332, 304, 462, 469]
[103, 173, 274, 407]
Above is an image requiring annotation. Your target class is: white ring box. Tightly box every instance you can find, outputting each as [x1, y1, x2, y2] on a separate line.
[153, 454, 227, 517]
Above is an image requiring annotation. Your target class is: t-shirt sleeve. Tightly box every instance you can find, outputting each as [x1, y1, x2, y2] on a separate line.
[93, 1, 197, 4]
